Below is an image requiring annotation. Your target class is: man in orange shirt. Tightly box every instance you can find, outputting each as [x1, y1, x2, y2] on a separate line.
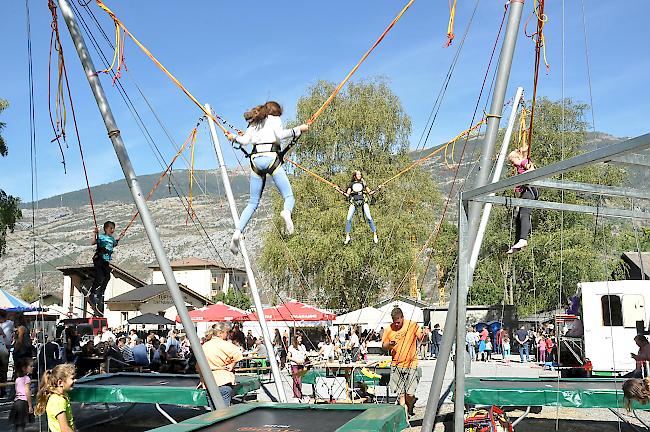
[201, 322, 243, 406]
[382, 307, 424, 416]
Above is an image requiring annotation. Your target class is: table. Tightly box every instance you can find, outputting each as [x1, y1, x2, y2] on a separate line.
[147, 403, 408, 432]
[303, 361, 381, 403]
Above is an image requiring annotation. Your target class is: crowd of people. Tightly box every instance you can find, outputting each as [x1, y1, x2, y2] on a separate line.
[464, 324, 557, 364]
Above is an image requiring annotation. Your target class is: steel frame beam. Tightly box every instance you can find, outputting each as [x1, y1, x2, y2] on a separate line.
[610, 153, 650, 169]
[463, 133, 650, 201]
[531, 179, 650, 201]
[471, 195, 650, 220]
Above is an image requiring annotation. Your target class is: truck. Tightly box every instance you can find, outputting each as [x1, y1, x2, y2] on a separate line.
[558, 280, 650, 376]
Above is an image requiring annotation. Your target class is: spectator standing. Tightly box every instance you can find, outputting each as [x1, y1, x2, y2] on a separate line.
[515, 326, 530, 363]
[0, 310, 11, 398]
[132, 339, 149, 366]
[538, 334, 546, 364]
[382, 308, 424, 417]
[485, 337, 493, 361]
[465, 327, 477, 361]
[502, 334, 511, 364]
[419, 327, 431, 359]
[478, 327, 488, 361]
[201, 324, 243, 407]
[287, 335, 308, 402]
[12, 315, 33, 364]
[495, 327, 505, 356]
[430, 324, 442, 359]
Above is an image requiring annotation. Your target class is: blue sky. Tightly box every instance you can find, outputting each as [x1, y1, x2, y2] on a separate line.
[1, 0, 648, 202]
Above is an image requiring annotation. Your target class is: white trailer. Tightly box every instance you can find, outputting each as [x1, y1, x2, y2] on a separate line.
[580, 280, 650, 374]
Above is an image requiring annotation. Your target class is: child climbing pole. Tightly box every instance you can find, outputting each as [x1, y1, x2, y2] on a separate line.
[226, 101, 309, 255]
[506, 141, 539, 254]
[90, 220, 118, 315]
[340, 170, 379, 245]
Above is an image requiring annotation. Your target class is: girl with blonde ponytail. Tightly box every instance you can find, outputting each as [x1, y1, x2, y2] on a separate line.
[35, 363, 76, 432]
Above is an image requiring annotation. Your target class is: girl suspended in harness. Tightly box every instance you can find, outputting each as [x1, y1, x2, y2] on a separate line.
[340, 170, 379, 245]
[226, 101, 309, 255]
[507, 141, 539, 254]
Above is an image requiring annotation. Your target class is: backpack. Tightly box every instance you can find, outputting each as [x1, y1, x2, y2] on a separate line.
[464, 406, 513, 432]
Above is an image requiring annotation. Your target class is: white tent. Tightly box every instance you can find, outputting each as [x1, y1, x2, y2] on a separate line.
[333, 307, 391, 330]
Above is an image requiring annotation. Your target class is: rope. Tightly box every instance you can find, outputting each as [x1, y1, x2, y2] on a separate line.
[95, 10, 127, 85]
[376, 119, 485, 190]
[117, 125, 199, 240]
[283, 158, 346, 195]
[308, 0, 416, 125]
[94, 0, 238, 137]
[47, 0, 68, 172]
[187, 129, 198, 223]
[524, 0, 550, 158]
[48, 0, 98, 232]
[445, 0, 457, 47]
[73, 1, 231, 268]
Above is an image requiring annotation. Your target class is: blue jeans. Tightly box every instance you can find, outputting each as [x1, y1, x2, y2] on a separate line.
[345, 203, 376, 233]
[219, 385, 233, 406]
[238, 155, 294, 232]
[519, 343, 530, 363]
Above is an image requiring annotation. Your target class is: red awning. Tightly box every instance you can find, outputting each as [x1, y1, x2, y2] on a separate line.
[245, 300, 336, 322]
[177, 302, 248, 323]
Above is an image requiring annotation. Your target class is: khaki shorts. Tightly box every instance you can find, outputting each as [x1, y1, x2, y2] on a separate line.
[390, 366, 421, 396]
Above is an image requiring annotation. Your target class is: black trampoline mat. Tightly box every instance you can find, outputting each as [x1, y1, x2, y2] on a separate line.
[80, 375, 199, 387]
[477, 378, 623, 391]
[199, 408, 362, 432]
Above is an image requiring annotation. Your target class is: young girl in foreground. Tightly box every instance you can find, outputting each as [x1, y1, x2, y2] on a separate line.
[226, 101, 309, 255]
[35, 363, 76, 432]
[9, 358, 33, 432]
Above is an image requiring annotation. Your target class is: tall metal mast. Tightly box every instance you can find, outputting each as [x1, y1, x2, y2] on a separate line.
[421, 1, 526, 430]
[57, 0, 225, 408]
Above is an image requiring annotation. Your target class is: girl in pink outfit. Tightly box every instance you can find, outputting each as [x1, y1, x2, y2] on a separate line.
[9, 358, 33, 432]
[538, 335, 546, 364]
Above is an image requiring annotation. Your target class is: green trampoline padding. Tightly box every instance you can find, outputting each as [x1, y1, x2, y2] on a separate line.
[463, 377, 646, 410]
[70, 372, 260, 406]
[147, 403, 408, 432]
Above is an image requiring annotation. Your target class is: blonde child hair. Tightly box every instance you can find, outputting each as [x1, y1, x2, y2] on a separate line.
[34, 363, 76, 416]
[623, 377, 650, 411]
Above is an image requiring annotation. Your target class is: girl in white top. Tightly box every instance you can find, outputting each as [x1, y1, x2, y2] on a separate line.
[226, 101, 308, 255]
[286, 335, 308, 400]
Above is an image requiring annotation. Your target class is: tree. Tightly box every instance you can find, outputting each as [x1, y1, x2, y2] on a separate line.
[0, 98, 22, 256]
[212, 289, 252, 311]
[19, 282, 40, 304]
[260, 79, 456, 311]
[0, 99, 8, 157]
[471, 97, 629, 315]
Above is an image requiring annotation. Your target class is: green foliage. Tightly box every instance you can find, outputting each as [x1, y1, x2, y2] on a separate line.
[0, 99, 7, 157]
[19, 282, 40, 304]
[471, 97, 630, 316]
[212, 289, 252, 311]
[261, 78, 454, 311]
[0, 99, 22, 257]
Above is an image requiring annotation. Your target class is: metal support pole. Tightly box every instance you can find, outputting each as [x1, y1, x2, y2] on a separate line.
[454, 198, 471, 432]
[421, 2, 526, 427]
[466, 0, 525, 262]
[57, 0, 225, 408]
[205, 104, 287, 402]
[469, 87, 524, 276]
[421, 290, 457, 431]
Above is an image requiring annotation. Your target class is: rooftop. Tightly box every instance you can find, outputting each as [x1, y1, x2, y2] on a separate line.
[148, 257, 244, 272]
